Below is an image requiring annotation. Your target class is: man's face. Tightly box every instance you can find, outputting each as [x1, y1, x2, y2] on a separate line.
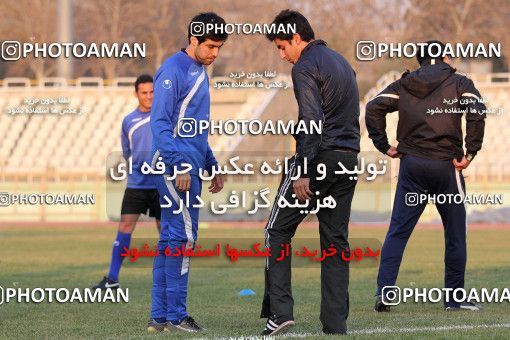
[194, 38, 224, 65]
[274, 37, 302, 64]
[135, 82, 153, 111]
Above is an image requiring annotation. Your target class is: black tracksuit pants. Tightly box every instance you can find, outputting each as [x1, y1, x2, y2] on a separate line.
[261, 150, 358, 334]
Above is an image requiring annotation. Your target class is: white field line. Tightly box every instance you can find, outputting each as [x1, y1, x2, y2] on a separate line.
[192, 322, 510, 339]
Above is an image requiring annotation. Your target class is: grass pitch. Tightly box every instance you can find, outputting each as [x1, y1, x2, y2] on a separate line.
[0, 223, 509, 339]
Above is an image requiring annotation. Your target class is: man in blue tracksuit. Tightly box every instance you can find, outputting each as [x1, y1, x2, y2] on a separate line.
[366, 41, 486, 311]
[147, 12, 227, 333]
[94, 74, 161, 290]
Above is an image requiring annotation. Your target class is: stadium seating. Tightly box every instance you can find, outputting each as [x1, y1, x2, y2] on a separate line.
[0, 77, 278, 175]
[0, 73, 508, 181]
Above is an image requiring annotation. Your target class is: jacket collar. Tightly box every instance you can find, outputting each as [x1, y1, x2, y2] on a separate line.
[420, 58, 451, 67]
[301, 39, 327, 56]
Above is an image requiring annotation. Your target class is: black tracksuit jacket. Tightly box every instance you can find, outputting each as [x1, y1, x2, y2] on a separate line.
[365, 59, 486, 160]
[291, 40, 360, 170]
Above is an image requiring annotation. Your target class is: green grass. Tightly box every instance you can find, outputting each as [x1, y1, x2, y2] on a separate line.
[0, 225, 509, 339]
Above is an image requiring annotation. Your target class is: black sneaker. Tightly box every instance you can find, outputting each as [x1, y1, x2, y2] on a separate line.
[374, 295, 391, 312]
[445, 301, 483, 311]
[166, 316, 204, 333]
[261, 318, 295, 336]
[93, 276, 120, 290]
[146, 319, 166, 332]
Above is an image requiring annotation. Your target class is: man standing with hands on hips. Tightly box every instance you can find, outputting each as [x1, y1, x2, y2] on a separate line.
[366, 40, 486, 312]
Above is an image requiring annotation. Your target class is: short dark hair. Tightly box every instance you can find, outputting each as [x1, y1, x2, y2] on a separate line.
[188, 12, 228, 44]
[417, 40, 446, 65]
[134, 74, 153, 92]
[265, 9, 315, 42]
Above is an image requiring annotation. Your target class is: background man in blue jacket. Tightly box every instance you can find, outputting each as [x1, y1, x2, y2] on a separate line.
[94, 74, 160, 290]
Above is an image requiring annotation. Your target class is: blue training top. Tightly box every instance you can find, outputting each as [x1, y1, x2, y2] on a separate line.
[121, 108, 156, 189]
[150, 50, 217, 176]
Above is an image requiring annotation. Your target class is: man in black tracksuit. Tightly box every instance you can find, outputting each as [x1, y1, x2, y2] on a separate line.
[261, 10, 360, 335]
[366, 41, 486, 311]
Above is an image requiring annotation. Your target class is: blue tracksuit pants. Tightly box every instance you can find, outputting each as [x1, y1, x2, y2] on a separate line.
[150, 174, 201, 322]
[376, 154, 467, 307]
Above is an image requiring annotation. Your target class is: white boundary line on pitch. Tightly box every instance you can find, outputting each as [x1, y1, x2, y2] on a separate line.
[192, 323, 510, 339]
[279, 323, 510, 337]
[350, 322, 510, 335]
